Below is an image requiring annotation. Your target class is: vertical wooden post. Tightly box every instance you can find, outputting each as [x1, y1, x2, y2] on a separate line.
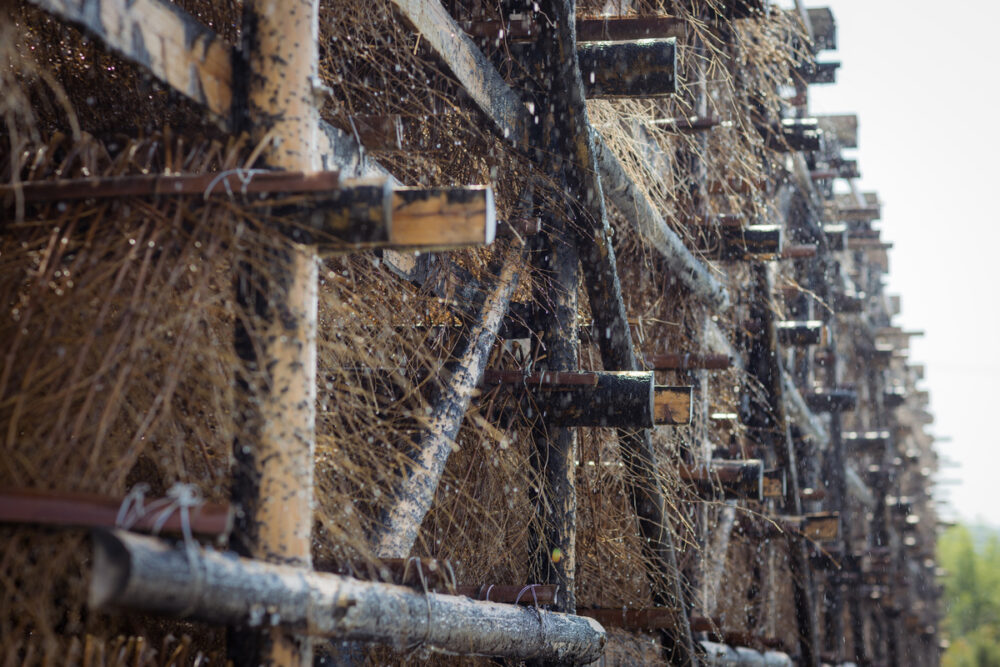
[230, 0, 321, 664]
[745, 264, 820, 667]
[529, 223, 579, 614]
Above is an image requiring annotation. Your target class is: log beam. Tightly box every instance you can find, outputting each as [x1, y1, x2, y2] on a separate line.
[24, 0, 234, 118]
[678, 459, 764, 501]
[374, 244, 526, 559]
[804, 388, 858, 413]
[719, 224, 783, 260]
[576, 39, 677, 98]
[90, 531, 606, 663]
[776, 321, 828, 347]
[1, 174, 496, 252]
[514, 372, 692, 427]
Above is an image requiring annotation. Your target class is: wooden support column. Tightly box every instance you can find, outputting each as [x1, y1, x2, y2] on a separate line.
[374, 244, 526, 558]
[529, 215, 580, 613]
[744, 264, 820, 667]
[519, 0, 696, 661]
[229, 0, 321, 663]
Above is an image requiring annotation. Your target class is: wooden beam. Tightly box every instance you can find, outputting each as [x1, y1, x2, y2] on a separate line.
[519, 2, 696, 660]
[2, 173, 496, 252]
[591, 132, 730, 310]
[576, 39, 677, 98]
[719, 225, 783, 260]
[90, 531, 606, 663]
[804, 388, 858, 413]
[522, 372, 691, 428]
[25, 0, 234, 118]
[796, 61, 840, 85]
[768, 118, 823, 152]
[0, 488, 231, 538]
[843, 430, 891, 451]
[776, 321, 828, 346]
[823, 223, 848, 251]
[764, 468, 787, 500]
[374, 244, 526, 559]
[678, 459, 764, 501]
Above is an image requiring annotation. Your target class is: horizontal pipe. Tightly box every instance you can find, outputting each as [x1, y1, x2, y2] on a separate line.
[578, 607, 678, 631]
[91, 531, 605, 662]
[0, 488, 231, 538]
[645, 353, 732, 371]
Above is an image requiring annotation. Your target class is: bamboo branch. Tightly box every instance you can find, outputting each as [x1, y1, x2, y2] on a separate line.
[374, 243, 526, 559]
[89, 531, 606, 663]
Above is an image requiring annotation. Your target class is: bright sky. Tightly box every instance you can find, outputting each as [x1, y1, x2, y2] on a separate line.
[802, 1, 1000, 526]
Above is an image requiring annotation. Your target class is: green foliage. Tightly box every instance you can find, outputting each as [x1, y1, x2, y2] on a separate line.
[940, 524, 1000, 666]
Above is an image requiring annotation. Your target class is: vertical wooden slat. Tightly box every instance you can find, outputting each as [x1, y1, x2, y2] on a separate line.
[230, 0, 321, 664]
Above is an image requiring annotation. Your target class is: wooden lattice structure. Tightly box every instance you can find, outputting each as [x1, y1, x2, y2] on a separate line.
[0, 0, 941, 665]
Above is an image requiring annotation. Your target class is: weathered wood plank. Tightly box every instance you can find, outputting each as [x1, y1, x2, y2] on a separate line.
[26, 0, 234, 118]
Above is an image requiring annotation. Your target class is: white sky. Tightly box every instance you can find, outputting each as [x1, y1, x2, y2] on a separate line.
[803, 1, 1000, 526]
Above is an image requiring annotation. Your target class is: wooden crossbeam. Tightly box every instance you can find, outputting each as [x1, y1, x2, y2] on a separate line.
[838, 205, 881, 223]
[517, 372, 691, 427]
[804, 388, 858, 413]
[678, 459, 764, 500]
[0, 488, 231, 538]
[2, 173, 495, 253]
[849, 238, 894, 251]
[375, 245, 526, 560]
[884, 387, 907, 408]
[833, 291, 865, 313]
[843, 430, 891, 450]
[776, 321, 828, 346]
[576, 39, 676, 98]
[796, 60, 840, 85]
[719, 224, 783, 260]
[763, 118, 823, 152]
[26, 0, 234, 118]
